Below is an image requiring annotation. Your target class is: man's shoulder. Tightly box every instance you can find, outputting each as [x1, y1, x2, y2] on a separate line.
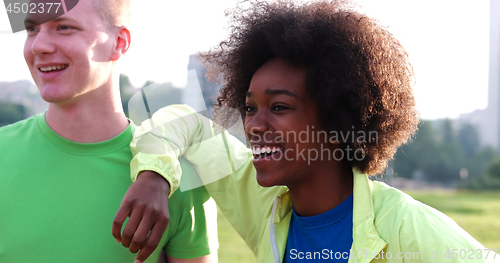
[0, 114, 40, 142]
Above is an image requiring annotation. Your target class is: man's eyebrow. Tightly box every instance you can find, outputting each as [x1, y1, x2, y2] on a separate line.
[24, 16, 78, 27]
[50, 17, 78, 24]
[24, 18, 36, 27]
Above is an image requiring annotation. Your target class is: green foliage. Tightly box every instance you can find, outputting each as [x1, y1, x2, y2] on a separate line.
[393, 119, 496, 185]
[119, 74, 183, 119]
[458, 123, 480, 158]
[441, 118, 455, 143]
[488, 155, 500, 178]
[463, 175, 500, 190]
[467, 147, 497, 179]
[119, 74, 135, 117]
[394, 121, 439, 178]
[0, 101, 27, 127]
[425, 141, 463, 181]
[119, 73, 133, 89]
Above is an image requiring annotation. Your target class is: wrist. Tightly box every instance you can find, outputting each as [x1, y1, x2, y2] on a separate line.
[137, 171, 171, 196]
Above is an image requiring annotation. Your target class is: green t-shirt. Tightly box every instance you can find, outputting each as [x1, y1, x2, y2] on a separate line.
[0, 113, 216, 262]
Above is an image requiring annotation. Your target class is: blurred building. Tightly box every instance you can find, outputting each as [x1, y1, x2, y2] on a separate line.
[458, 0, 500, 149]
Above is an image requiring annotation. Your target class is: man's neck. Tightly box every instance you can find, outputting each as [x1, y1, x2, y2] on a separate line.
[45, 87, 129, 143]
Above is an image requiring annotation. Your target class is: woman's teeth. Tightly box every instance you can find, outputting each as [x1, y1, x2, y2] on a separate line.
[252, 146, 282, 158]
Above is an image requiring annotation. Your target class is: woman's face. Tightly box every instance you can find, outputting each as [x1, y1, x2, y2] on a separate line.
[245, 58, 334, 187]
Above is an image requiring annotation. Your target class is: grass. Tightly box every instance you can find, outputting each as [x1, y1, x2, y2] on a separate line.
[217, 208, 255, 262]
[216, 190, 500, 262]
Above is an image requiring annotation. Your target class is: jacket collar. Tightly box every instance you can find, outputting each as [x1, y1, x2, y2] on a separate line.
[271, 168, 387, 263]
[350, 168, 388, 263]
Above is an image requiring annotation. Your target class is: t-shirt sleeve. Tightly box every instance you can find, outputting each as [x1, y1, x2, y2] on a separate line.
[163, 186, 219, 259]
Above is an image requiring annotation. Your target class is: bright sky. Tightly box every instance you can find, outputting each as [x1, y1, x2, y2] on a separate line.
[0, 0, 491, 119]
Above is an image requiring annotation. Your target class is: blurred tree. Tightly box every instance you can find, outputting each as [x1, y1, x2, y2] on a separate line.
[124, 79, 183, 124]
[458, 123, 480, 158]
[0, 101, 27, 127]
[393, 120, 439, 179]
[441, 118, 455, 143]
[393, 118, 499, 187]
[119, 74, 135, 117]
[392, 147, 415, 179]
[120, 73, 133, 88]
[393, 120, 465, 182]
[424, 142, 463, 182]
[139, 82, 182, 109]
[467, 146, 497, 179]
[488, 155, 500, 178]
[427, 119, 464, 181]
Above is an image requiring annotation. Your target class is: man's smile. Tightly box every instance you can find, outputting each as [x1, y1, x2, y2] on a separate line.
[38, 64, 69, 72]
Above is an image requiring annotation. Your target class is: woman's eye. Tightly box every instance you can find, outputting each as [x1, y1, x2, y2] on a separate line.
[245, 105, 256, 113]
[272, 105, 288, 111]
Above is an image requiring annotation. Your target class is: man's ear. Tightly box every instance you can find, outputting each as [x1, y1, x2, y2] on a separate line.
[110, 26, 131, 61]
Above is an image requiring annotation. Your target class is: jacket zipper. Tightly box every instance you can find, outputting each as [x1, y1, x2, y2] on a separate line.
[269, 196, 280, 263]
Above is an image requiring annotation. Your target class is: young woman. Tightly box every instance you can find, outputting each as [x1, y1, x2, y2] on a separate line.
[130, 1, 493, 262]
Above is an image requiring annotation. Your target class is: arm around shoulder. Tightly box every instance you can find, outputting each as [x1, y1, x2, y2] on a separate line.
[130, 104, 212, 196]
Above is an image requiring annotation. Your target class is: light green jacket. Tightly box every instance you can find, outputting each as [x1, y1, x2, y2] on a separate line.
[130, 105, 498, 263]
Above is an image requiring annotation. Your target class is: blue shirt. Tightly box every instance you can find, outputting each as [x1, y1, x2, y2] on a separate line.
[284, 194, 353, 262]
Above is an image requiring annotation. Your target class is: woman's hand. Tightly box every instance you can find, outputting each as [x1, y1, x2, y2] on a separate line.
[112, 171, 170, 263]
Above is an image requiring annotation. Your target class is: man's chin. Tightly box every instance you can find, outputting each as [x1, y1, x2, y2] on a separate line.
[40, 92, 72, 105]
[40, 94, 65, 104]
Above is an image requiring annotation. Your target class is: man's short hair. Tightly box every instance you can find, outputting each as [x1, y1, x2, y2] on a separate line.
[94, 0, 131, 29]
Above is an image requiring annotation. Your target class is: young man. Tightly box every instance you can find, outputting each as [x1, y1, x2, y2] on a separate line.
[0, 0, 216, 262]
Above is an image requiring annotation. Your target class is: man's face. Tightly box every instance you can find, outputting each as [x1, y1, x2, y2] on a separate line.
[23, 0, 116, 105]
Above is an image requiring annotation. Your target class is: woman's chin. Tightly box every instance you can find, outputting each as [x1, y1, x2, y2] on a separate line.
[256, 172, 280, 188]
